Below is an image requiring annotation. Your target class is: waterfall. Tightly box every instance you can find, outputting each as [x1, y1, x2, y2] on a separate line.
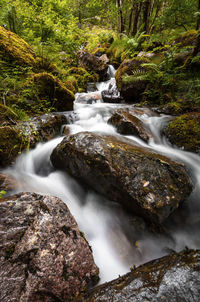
[5, 66, 200, 284]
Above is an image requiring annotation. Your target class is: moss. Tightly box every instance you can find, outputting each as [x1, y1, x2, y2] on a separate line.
[0, 104, 18, 124]
[92, 47, 106, 56]
[31, 72, 75, 111]
[67, 67, 98, 91]
[115, 58, 149, 102]
[68, 67, 88, 76]
[173, 30, 198, 49]
[164, 112, 200, 153]
[0, 26, 36, 66]
[64, 79, 78, 94]
[0, 126, 26, 167]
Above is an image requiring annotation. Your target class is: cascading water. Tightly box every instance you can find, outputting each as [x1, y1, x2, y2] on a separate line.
[5, 65, 200, 283]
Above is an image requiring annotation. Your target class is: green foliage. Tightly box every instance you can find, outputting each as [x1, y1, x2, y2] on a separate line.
[0, 190, 6, 198]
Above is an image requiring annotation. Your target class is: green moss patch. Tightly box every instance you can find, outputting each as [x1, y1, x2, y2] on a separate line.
[0, 26, 36, 66]
[164, 112, 200, 154]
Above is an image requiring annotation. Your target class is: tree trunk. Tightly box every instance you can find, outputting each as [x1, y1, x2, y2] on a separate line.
[132, 2, 142, 36]
[142, 0, 151, 33]
[116, 0, 124, 33]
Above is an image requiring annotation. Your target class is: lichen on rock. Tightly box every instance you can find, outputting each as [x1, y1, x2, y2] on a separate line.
[0, 192, 99, 301]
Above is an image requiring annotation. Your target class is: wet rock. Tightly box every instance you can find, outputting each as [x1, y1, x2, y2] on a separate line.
[80, 249, 200, 302]
[87, 82, 97, 92]
[18, 113, 68, 148]
[101, 88, 124, 103]
[62, 125, 71, 136]
[51, 132, 192, 224]
[163, 112, 200, 154]
[99, 54, 109, 65]
[115, 58, 149, 103]
[108, 110, 152, 142]
[0, 192, 99, 301]
[101, 79, 124, 103]
[0, 113, 68, 168]
[76, 92, 102, 104]
[0, 172, 18, 192]
[77, 50, 108, 81]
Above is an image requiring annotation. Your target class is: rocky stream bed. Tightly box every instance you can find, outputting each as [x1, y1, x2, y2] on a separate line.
[1, 66, 200, 301]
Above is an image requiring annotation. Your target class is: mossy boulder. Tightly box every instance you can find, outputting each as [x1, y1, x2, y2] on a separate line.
[93, 47, 106, 57]
[115, 58, 149, 103]
[0, 26, 36, 66]
[108, 110, 152, 142]
[77, 50, 108, 81]
[0, 104, 18, 125]
[173, 30, 198, 49]
[80, 249, 200, 302]
[164, 112, 200, 154]
[67, 67, 98, 91]
[0, 126, 25, 167]
[32, 73, 75, 111]
[64, 79, 78, 94]
[51, 132, 192, 224]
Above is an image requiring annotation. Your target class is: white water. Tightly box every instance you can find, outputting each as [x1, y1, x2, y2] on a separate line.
[5, 66, 200, 283]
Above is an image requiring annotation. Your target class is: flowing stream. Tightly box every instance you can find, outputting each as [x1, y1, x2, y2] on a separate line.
[5, 66, 200, 283]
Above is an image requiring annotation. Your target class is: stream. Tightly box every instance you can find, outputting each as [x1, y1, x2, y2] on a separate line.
[4, 65, 200, 284]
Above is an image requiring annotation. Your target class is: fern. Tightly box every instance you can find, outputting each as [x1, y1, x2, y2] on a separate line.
[122, 69, 148, 84]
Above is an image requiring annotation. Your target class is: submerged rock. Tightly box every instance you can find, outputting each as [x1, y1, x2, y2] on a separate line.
[80, 249, 200, 302]
[0, 193, 99, 302]
[77, 50, 108, 81]
[51, 132, 192, 224]
[163, 112, 200, 154]
[108, 110, 152, 142]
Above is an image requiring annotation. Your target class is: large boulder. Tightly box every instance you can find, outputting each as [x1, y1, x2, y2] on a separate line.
[77, 50, 108, 81]
[115, 58, 149, 103]
[80, 249, 200, 302]
[0, 26, 36, 66]
[51, 132, 192, 224]
[0, 193, 99, 302]
[108, 110, 152, 142]
[163, 112, 200, 154]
